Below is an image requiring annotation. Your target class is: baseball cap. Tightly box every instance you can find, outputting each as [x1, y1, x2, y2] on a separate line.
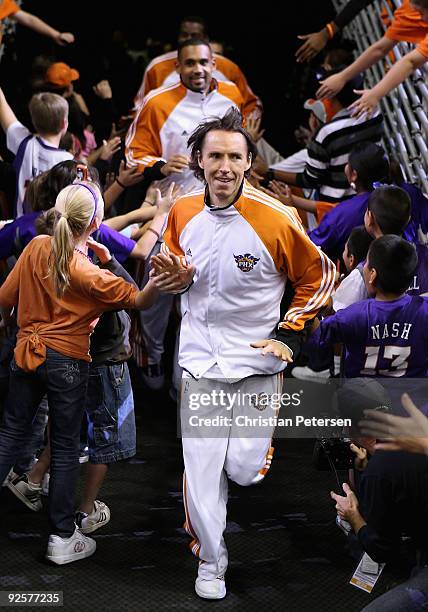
[304, 98, 338, 124]
[45, 62, 79, 88]
[334, 378, 391, 423]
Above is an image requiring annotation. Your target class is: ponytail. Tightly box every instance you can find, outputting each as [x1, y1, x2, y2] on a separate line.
[49, 182, 103, 297]
[51, 215, 75, 297]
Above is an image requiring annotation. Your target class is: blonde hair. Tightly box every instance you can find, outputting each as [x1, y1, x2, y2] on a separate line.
[50, 181, 103, 297]
[29, 93, 68, 135]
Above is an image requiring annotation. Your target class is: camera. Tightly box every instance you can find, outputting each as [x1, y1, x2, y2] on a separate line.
[313, 437, 355, 471]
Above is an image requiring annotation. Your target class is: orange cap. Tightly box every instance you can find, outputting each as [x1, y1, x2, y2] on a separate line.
[304, 98, 338, 124]
[45, 62, 79, 88]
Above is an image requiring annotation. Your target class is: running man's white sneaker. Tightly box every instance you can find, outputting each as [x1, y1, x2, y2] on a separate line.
[291, 366, 330, 383]
[7, 473, 42, 511]
[46, 527, 96, 565]
[75, 500, 110, 534]
[195, 576, 226, 600]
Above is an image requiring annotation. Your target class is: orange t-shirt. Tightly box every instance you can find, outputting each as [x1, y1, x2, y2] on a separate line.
[315, 200, 336, 224]
[0, 0, 20, 20]
[0, 235, 139, 371]
[385, 0, 428, 58]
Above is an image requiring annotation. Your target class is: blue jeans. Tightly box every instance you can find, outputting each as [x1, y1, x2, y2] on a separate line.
[85, 362, 136, 464]
[362, 566, 428, 611]
[0, 348, 89, 537]
[13, 395, 49, 475]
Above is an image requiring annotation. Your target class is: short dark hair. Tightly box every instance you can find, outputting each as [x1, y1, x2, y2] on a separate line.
[348, 142, 389, 191]
[367, 185, 411, 235]
[177, 37, 211, 58]
[27, 160, 99, 212]
[324, 43, 355, 69]
[323, 68, 364, 107]
[346, 225, 373, 264]
[367, 234, 417, 294]
[179, 15, 207, 29]
[188, 107, 257, 182]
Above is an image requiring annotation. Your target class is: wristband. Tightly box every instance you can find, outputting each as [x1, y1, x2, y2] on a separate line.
[326, 22, 335, 39]
[146, 227, 160, 239]
[115, 178, 126, 189]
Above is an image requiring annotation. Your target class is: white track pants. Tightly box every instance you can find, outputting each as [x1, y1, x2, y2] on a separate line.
[181, 372, 282, 579]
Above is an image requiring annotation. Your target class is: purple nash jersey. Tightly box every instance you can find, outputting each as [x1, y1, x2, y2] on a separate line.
[312, 294, 428, 377]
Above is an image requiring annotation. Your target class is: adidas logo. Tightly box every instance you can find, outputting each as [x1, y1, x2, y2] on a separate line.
[186, 248, 192, 256]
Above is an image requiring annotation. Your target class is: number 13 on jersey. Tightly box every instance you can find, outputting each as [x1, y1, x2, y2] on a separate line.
[362, 345, 411, 377]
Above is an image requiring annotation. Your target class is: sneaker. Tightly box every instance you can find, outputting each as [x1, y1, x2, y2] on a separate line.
[7, 473, 42, 511]
[291, 366, 330, 383]
[195, 576, 226, 600]
[2, 468, 17, 487]
[142, 363, 165, 391]
[45, 527, 96, 565]
[79, 445, 89, 464]
[75, 500, 110, 534]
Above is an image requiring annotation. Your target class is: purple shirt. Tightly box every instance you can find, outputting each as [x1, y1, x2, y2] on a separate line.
[0, 213, 136, 263]
[311, 294, 428, 377]
[308, 183, 425, 260]
[408, 243, 428, 297]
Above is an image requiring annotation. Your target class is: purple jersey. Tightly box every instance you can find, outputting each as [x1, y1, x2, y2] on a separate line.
[308, 183, 423, 260]
[407, 243, 428, 297]
[0, 213, 136, 263]
[311, 294, 428, 377]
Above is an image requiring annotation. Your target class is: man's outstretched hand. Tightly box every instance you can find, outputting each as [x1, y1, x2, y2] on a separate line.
[250, 339, 293, 363]
[150, 252, 195, 294]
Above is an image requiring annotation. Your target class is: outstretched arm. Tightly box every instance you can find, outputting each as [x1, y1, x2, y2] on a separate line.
[349, 49, 427, 118]
[12, 10, 74, 45]
[316, 36, 396, 99]
[0, 87, 17, 132]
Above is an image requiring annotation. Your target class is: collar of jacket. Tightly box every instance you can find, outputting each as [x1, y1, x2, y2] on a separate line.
[179, 77, 219, 100]
[204, 180, 244, 215]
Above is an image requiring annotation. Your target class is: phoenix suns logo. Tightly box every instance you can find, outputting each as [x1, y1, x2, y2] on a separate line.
[233, 253, 260, 273]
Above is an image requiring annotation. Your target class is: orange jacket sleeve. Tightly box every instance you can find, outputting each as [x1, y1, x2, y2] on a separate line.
[216, 56, 262, 118]
[230, 63, 262, 119]
[125, 101, 165, 171]
[276, 220, 336, 331]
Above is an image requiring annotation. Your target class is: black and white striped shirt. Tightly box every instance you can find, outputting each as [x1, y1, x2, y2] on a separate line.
[296, 108, 384, 203]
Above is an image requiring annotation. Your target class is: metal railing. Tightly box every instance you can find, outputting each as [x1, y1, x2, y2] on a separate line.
[332, 0, 428, 192]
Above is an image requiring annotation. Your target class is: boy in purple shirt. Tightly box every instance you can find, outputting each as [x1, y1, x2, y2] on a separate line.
[311, 235, 427, 378]
[334, 185, 428, 311]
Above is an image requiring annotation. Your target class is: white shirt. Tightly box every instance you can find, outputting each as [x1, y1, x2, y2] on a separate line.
[7, 121, 73, 217]
[333, 268, 368, 311]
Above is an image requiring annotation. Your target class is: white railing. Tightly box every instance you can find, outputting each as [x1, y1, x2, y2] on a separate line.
[332, 0, 428, 191]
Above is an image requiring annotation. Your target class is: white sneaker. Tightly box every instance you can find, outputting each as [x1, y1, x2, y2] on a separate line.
[45, 527, 96, 565]
[75, 500, 110, 534]
[291, 366, 330, 383]
[2, 469, 17, 487]
[7, 473, 42, 511]
[195, 576, 226, 600]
